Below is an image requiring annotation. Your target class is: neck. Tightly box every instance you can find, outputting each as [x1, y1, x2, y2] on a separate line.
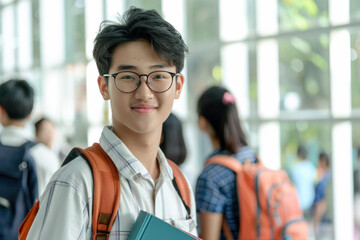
[113, 126, 161, 180]
[210, 136, 220, 150]
[3, 119, 27, 127]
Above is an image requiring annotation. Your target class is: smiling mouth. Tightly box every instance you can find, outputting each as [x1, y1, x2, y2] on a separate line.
[131, 106, 156, 113]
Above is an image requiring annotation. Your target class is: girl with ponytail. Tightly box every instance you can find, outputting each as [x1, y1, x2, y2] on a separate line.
[195, 86, 257, 240]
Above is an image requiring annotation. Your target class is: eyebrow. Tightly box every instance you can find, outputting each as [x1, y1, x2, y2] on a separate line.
[115, 64, 168, 71]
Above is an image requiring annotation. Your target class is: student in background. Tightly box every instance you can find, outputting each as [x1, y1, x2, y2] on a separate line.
[26, 7, 197, 239]
[160, 112, 197, 187]
[0, 79, 38, 240]
[354, 147, 360, 238]
[290, 145, 316, 220]
[0, 79, 59, 196]
[160, 112, 187, 166]
[34, 117, 56, 150]
[312, 152, 332, 238]
[34, 116, 61, 169]
[195, 86, 257, 240]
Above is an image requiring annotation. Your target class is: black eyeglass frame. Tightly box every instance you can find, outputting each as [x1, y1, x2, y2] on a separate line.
[103, 70, 180, 93]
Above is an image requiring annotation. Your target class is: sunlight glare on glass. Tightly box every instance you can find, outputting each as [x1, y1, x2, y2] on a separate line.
[329, 0, 349, 25]
[256, 0, 278, 36]
[258, 40, 279, 118]
[220, 0, 248, 41]
[330, 30, 351, 117]
[283, 92, 301, 111]
[221, 43, 249, 118]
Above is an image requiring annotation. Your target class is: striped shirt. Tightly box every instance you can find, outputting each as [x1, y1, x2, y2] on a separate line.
[195, 147, 256, 240]
[27, 126, 197, 239]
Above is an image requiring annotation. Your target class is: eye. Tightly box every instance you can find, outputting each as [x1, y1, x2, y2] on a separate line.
[117, 73, 137, 81]
[150, 72, 170, 81]
[152, 74, 165, 80]
[121, 75, 135, 80]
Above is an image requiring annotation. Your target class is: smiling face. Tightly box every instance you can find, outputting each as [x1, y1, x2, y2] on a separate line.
[98, 40, 184, 139]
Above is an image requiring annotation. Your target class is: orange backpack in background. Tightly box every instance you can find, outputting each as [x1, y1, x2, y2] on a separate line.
[19, 143, 191, 240]
[206, 155, 308, 240]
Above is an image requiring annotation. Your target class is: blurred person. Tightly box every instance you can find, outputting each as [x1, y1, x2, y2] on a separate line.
[354, 147, 360, 239]
[312, 152, 332, 239]
[25, 7, 197, 240]
[0, 79, 38, 240]
[290, 145, 316, 220]
[34, 115, 61, 168]
[160, 112, 197, 187]
[0, 80, 60, 197]
[195, 86, 257, 240]
[160, 112, 187, 166]
[34, 117, 56, 150]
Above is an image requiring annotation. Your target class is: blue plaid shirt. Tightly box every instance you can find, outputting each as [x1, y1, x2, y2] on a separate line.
[195, 146, 256, 240]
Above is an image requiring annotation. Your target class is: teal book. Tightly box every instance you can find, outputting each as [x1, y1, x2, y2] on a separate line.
[128, 210, 201, 240]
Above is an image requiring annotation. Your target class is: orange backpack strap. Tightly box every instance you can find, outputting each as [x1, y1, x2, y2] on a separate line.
[167, 160, 191, 218]
[205, 155, 243, 172]
[205, 155, 242, 240]
[18, 143, 120, 240]
[18, 201, 40, 240]
[76, 143, 120, 240]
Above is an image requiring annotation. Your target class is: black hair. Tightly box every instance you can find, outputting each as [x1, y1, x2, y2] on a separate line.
[160, 113, 187, 166]
[34, 117, 53, 135]
[319, 152, 330, 167]
[297, 145, 309, 159]
[0, 79, 34, 119]
[197, 86, 248, 154]
[93, 7, 188, 80]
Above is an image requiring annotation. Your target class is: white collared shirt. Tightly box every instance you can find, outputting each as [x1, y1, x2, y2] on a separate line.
[27, 126, 197, 239]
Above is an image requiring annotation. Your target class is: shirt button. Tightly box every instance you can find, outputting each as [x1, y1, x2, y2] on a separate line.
[133, 174, 142, 183]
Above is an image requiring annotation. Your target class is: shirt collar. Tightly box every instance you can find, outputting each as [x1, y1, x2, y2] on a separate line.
[99, 126, 173, 181]
[0, 125, 32, 146]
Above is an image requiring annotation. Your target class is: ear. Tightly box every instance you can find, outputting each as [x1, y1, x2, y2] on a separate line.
[174, 74, 184, 99]
[0, 106, 8, 126]
[98, 76, 110, 100]
[0, 105, 7, 118]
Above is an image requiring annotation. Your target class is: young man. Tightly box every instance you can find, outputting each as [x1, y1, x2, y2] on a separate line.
[0, 79, 59, 239]
[26, 7, 197, 239]
[0, 79, 60, 196]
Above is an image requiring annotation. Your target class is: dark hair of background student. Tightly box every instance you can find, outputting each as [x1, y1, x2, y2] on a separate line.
[34, 117, 50, 135]
[318, 152, 330, 168]
[297, 145, 309, 159]
[160, 113, 187, 166]
[0, 79, 34, 119]
[197, 86, 248, 154]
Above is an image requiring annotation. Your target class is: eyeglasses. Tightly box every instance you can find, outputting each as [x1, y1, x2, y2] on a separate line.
[103, 71, 179, 93]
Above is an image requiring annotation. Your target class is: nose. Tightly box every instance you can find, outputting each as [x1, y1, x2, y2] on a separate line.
[134, 75, 154, 99]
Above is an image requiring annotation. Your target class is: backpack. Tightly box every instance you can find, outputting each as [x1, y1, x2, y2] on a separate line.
[19, 143, 191, 240]
[206, 155, 308, 240]
[0, 141, 38, 240]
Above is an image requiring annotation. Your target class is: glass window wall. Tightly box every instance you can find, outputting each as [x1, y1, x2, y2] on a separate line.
[1, 0, 360, 239]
